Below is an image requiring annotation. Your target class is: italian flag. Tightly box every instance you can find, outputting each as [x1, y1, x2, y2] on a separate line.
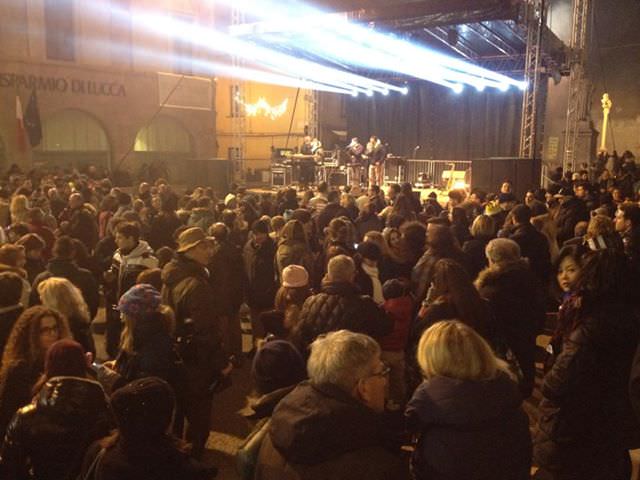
[16, 95, 27, 152]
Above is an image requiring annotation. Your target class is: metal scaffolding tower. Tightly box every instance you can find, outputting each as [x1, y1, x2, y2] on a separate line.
[562, 0, 591, 173]
[231, 6, 247, 182]
[305, 90, 319, 140]
[519, 0, 545, 159]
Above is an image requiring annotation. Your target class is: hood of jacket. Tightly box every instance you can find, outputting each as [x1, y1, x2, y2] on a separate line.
[406, 373, 522, 430]
[34, 376, 109, 418]
[161, 254, 207, 288]
[269, 381, 383, 465]
[115, 240, 154, 262]
[475, 258, 530, 289]
[46, 257, 81, 277]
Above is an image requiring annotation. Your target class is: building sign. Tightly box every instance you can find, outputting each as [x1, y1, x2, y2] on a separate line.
[0, 73, 126, 97]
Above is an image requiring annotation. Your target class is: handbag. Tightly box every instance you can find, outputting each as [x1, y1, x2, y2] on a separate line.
[235, 418, 271, 480]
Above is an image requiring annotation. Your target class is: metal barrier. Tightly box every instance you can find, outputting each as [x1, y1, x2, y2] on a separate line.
[402, 159, 472, 187]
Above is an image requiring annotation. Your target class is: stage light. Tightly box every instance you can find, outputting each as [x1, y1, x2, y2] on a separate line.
[382, 89, 389, 96]
[498, 83, 510, 92]
[518, 81, 529, 91]
[365, 90, 374, 97]
[401, 87, 409, 95]
[452, 84, 464, 94]
[474, 83, 486, 92]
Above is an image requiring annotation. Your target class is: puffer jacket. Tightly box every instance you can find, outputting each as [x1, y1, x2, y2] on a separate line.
[535, 302, 640, 477]
[255, 381, 408, 480]
[292, 281, 392, 355]
[0, 377, 113, 480]
[109, 240, 158, 299]
[475, 260, 546, 397]
[406, 373, 531, 480]
[161, 255, 227, 388]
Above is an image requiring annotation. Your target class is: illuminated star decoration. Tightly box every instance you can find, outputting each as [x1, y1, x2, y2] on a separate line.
[235, 95, 289, 119]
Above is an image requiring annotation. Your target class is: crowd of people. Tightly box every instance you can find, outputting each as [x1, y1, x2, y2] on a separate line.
[0, 154, 638, 479]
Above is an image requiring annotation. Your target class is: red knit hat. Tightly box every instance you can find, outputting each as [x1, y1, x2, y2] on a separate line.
[45, 339, 86, 378]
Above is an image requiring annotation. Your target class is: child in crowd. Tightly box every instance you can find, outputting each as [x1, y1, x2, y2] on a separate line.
[378, 278, 413, 409]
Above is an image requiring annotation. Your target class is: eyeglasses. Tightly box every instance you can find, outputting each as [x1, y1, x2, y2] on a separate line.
[368, 364, 391, 379]
[39, 325, 59, 336]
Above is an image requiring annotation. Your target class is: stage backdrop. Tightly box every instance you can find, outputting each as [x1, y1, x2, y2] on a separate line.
[346, 80, 523, 160]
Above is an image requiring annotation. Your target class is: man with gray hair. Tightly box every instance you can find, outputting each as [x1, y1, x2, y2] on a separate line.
[255, 330, 407, 479]
[475, 238, 546, 397]
[292, 255, 391, 356]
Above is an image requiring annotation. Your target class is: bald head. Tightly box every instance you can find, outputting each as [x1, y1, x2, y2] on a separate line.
[69, 193, 83, 209]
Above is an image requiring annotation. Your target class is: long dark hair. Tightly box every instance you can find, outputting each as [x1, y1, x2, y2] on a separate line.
[577, 249, 633, 308]
[430, 259, 491, 337]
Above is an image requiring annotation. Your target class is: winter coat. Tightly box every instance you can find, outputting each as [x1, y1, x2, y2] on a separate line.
[535, 302, 640, 477]
[0, 306, 23, 363]
[406, 373, 531, 480]
[161, 255, 227, 391]
[79, 438, 213, 480]
[276, 241, 313, 281]
[462, 237, 490, 280]
[292, 281, 392, 355]
[379, 295, 413, 352]
[67, 313, 96, 358]
[149, 212, 182, 250]
[27, 222, 55, 259]
[255, 381, 408, 480]
[106, 241, 158, 301]
[354, 214, 383, 241]
[23, 258, 45, 284]
[187, 208, 216, 232]
[0, 377, 112, 480]
[31, 258, 99, 319]
[243, 238, 277, 310]
[412, 248, 471, 303]
[475, 260, 546, 397]
[0, 361, 42, 439]
[60, 205, 99, 252]
[556, 197, 589, 245]
[507, 223, 552, 284]
[208, 240, 245, 316]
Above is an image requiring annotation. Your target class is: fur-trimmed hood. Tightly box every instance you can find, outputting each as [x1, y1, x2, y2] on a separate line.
[475, 258, 530, 290]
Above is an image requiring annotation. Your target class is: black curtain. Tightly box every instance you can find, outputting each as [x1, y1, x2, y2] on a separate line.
[346, 80, 522, 160]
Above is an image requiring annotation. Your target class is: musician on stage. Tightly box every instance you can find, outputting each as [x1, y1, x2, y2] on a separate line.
[298, 136, 317, 187]
[366, 135, 385, 187]
[346, 137, 365, 186]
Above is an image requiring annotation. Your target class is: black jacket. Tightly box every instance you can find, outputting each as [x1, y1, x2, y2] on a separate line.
[208, 240, 245, 316]
[475, 260, 546, 397]
[0, 377, 112, 480]
[462, 237, 490, 280]
[292, 281, 392, 355]
[406, 373, 531, 480]
[79, 438, 213, 480]
[507, 223, 552, 284]
[556, 197, 589, 245]
[31, 258, 100, 319]
[536, 302, 640, 475]
[0, 361, 41, 439]
[243, 238, 277, 310]
[255, 381, 407, 480]
[161, 255, 227, 389]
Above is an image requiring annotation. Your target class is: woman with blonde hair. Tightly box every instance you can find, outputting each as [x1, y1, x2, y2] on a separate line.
[37, 277, 95, 357]
[9, 194, 29, 225]
[0, 306, 71, 435]
[406, 320, 531, 480]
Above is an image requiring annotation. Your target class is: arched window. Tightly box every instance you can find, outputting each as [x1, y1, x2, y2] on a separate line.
[134, 115, 192, 153]
[35, 109, 110, 169]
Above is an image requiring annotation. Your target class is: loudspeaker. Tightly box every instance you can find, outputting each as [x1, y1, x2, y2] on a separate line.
[471, 157, 541, 198]
[271, 166, 293, 187]
[329, 171, 347, 187]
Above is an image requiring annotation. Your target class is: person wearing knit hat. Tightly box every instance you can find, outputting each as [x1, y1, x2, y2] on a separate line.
[115, 283, 162, 319]
[251, 340, 306, 395]
[281, 265, 308, 288]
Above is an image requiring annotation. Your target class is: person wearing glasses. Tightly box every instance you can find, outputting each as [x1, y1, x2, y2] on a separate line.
[0, 307, 71, 440]
[406, 320, 531, 480]
[254, 329, 407, 480]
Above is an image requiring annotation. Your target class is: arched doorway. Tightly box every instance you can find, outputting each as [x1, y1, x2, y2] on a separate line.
[33, 109, 111, 172]
[133, 115, 194, 184]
